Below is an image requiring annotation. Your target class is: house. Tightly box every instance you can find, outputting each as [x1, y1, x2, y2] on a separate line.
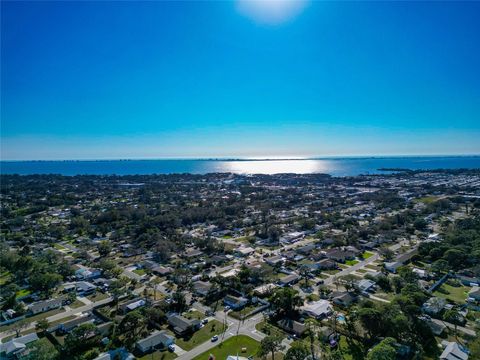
[235, 247, 255, 257]
[412, 268, 429, 279]
[75, 267, 102, 280]
[422, 297, 447, 316]
[356, 279, 376, 293]
[192, 281, 213, 297]
[224, 295, 248, 310]
[226, 356, 249, 360]
[0, 333, 39, 358]
[325, 249, 355, 263]
[424, 318, 447, 336]
[76, 281, 97, 296]
[276, 318, 307, 336]
[168, 314, 201, 335]
[332, 292, 356, 308]
[264, 255, 284, 266]
[301, 299, 333, 319]
[253, 283, 278, 297]
[183, 249, 204, 260]
[57, 313, 95, 334]
[440, 341, 468, 360]
[120, 299, 146, 313]
[278, 274, 301, 287]
[151, 266, 173, 277]
[457, 275, 480, 287]
[468, 286, 480, 301]
[28, 298, 63, 315]
[296, 244, 316, 255]
[136, 330, 175, 354]
[94, 348, 135, 360]
[384, 261, 403, 273]
[317, 259, 337, 270]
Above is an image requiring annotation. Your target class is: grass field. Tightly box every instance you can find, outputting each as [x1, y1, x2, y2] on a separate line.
[175, 320, 225, 351]
[86, 292, 109, 302]
[133, 268, 146, 275]
[192, 335, 260, 360]
[433, 283, 470, 304]
[16, 289, 31, 298]
[255, 321, 287, 340]
[69, 299, 85, 309]
[362, 252, 374, 259]
[345, 260, 359, 266]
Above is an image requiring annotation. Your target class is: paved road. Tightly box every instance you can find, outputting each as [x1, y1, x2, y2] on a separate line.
[177, 303, 270, 360]
[0, 297, 113, 341]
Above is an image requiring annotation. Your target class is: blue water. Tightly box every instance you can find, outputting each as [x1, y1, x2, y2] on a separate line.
[1, 156, 479, 176]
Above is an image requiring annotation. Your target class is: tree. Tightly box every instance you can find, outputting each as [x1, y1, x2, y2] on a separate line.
[258, 335, 284, 360]
[366, 337, 397, 360]
[12, 319, 29, 337]
[339, 274, 357, 292]
[285, 343, 309, 360]
[299, 265, 310, 288]
[63, 323, 99, 356]
[97, 240, 112, 257]
[270, 287, 303, 318]
[119, 310, 146, 347]
[172, 291, 187, 313]
[30, 272, 62, 294]
[35, 318, 50, 334]
[443, 308, 460, 339]
[25, 338, 58, 360]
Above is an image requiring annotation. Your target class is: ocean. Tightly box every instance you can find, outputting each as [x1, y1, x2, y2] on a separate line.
[1, 156, 479, 177]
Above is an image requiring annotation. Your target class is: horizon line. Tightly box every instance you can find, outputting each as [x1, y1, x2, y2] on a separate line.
[1, 153, 480, 162]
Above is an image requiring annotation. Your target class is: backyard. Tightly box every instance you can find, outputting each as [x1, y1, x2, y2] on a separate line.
[433, 283, 470, 304]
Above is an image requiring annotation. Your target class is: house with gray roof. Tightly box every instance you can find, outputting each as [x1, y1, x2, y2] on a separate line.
[136, 330, 175, 354]
[28, 298, 63, 315]
[0, 333, 39, 358]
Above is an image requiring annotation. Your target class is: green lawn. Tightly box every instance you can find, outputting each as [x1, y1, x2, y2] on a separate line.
[16, 289, 31, 298]
[175, 320, 225, 351]
[362, 252, 374, 259]
[138, 351, 177, 360]
[415, 196, 440, 204]
[433, 284, 469, 304]
[229, 305, 258, 320]
[69, 299, 85, 309]
[183, 310, 205, 321]
[345, 260, 359, 266]
[192, 335, 260, 360]
[53, 243, 67, 251]
[255, 321, 287, 340]
[86, 292, 109, 302]
[0, 272, 11, 285]
[133, 268, 146, 275]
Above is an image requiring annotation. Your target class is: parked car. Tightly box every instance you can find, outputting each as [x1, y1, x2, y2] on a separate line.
[168, 344, 175, 352]
[211, 335, 219, 342]
[224, 305, 231, 311]
[202, 318, 209, 325]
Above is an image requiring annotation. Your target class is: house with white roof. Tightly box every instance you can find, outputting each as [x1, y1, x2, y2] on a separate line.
[300, 299, 333, 319]
[0, 333, 39, 358]
[440, 341, 468, 360]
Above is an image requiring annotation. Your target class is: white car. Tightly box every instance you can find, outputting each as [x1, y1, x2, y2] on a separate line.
[211, 335, 219, 342]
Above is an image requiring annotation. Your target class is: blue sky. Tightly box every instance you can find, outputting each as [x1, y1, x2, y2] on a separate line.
[1, 0, 479, 160]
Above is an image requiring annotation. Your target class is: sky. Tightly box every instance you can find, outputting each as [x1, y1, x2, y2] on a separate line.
[1, 0, 480, 160]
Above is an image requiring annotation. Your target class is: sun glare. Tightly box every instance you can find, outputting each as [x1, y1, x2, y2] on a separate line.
[236, 0, 309, 25]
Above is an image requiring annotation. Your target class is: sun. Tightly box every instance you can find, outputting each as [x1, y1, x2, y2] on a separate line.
[236, 0, 309, 25]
